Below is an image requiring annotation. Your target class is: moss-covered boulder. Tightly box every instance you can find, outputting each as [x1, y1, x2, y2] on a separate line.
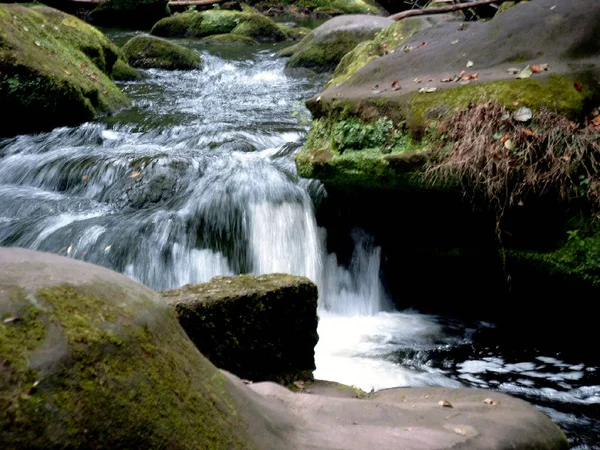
[0, 4, 130, 138]
[284, 14, 394, 73]
[122, 35, 201, 70]
[88, 0, 169, 28]
[151, 10, 286, 41]
[296, 0, 600, 192]
[0, 248, 258, 449]
[199, 33, 257, 45]
[162, 274, 318, 383]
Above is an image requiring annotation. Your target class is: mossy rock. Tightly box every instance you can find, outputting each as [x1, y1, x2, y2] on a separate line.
[151, 9, 286, 41]
[296, 0, 600, 192]
[111, 58, 143, 80]
[0, 248, 257, 449]
[328, 15, 458, 88]
[88, 0, 170, 28]
[313, 6, 344, 17]
[231, 12, 286, 42]
[285, 14, 394, 73]
[328, 0, 378, 14]
[122, 35, 201, 70]
[0, 4, 130, 138]
[162, 274, 319, 383]
[277, 24, 311, 41]
[199, 33, 257, 45]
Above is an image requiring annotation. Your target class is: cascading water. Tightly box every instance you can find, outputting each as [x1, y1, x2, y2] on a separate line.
[1, 38, 599, 448]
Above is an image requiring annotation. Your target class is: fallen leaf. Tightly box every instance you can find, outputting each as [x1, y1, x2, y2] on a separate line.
[522, 128, 536, 137]
[23, 26, 28, 32]
[574, 82, 583, 91]
[466, 61, 474, 68]
[3, 316, 21, 324]
[441, 77, 454, 83]
[130, 171, 141, 178]
[507, 67, 520, 75]
[439, 400, 453, 408]
[458, 70, 466, 78]
[413, 78, 422, 84]
[63, 69, 71, 75]
[393, 32, 398, 37]
[504, 139, 515, 151]
[35, 41, 41, 47]
[371, 89, 382, 95]
[516, 66, 533, 79]
[454, 427, 469, 436]
[593, 116, 600, 126]
[418, 87, 437, 93]
[416, 41, 428, 48]
[513, 101, 520, 106]
[531, 65, 543, 73]
[391, 80, 401, 91]
[514, 107, 533, 122]
[483, 398, 497, 405]
[451, 40, 459, 45]
[402, 44, 412, 52]
[80, 62, 87, 69]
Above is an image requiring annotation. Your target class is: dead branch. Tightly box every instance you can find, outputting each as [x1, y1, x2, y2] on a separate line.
[388, 0, 509, 21]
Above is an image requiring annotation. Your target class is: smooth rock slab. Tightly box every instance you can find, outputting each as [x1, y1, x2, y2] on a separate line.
[244, 379, 569, 450]
[162, 273, 319, 383]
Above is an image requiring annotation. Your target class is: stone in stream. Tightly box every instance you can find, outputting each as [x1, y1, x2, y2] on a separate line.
[0, 248, 568, 449]
[162, 273, 319, 383]
[281, 14, 394, 73]
[122, 35, 202, 70]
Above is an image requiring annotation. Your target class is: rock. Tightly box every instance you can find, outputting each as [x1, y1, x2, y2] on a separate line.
[111, 58, 143, 80]
[151, 10, 287, 41]
[0, 4, 130, 138]
[199, 33, 257, 45]
[0, 248, 568, 449]
[278, 24, 311, 41]
[122, 35, 202, 70]
[284, 14, 394, 73]
[245, 381, 569, 449]
[0, 248, 254, 449]
[162, 273, 319, 383]
[295, 0, 600, 191]
[87, 0, 170, 28]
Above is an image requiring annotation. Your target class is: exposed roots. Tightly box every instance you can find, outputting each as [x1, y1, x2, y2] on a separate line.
[426, 103, 600, 228]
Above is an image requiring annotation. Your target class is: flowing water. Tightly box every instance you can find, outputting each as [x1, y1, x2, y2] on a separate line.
[1, 38, 599, 448]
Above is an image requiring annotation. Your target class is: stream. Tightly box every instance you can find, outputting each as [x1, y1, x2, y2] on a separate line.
[0, 37, 599, 448]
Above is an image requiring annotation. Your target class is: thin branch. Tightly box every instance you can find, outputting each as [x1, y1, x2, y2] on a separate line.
[389, 0, 509, 21]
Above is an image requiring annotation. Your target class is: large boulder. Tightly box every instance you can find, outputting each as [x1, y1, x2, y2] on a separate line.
[87, 0, 170, 28]
[162, 274, 318, 383]
[122, 35, 202, 70]
[295, 0, 600, 191]
[283, 14, 394, 73]
[0, 248, 256, 449]
[0, 4, 130, 138]
[151, 10, 286, 41]
[0, 248, 569, 449]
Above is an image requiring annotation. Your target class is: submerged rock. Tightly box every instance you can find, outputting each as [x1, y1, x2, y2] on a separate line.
[199, 33, 257, 45]
[162, 273, 319, 383]
[0, 4, 130, 137]
[283, 14, 394, 73]
[122, 35, 202, 70]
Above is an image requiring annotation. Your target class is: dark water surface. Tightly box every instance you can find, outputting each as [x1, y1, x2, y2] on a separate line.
[0, 38, 598, 448]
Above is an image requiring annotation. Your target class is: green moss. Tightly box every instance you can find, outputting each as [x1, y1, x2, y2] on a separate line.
[199, 33, 257, 45]
[122, 35, 201, 70]
[277, 42, 301, 57]
[313, 6, 344, 15]
[328, 18, 428, 87]
[1, 281, 254, 449]
[0, 4, 129, 137]
[329, 0, 376, 14]
[163, 274, 319, 384]
[151, 10, 238, 37]
[231, 13, 286, 42]
[111, 58, 142, 80]
[508, 230, 600, 287]
[278, 24, 311, 41]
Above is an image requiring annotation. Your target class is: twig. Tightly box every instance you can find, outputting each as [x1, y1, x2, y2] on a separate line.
[389, 0, 509, 21]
